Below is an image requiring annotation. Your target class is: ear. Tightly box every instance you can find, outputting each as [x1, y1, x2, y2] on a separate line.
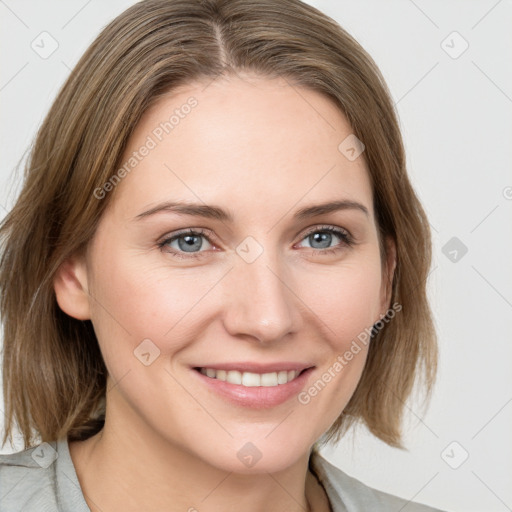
[379, 236, 397, 316]
[53, 253, 91, 320]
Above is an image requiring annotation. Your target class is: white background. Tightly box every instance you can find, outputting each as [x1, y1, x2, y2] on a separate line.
[1, 1, 511, 511]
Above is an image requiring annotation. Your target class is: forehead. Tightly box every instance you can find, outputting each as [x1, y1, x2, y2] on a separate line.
[110, 74, 373, 223]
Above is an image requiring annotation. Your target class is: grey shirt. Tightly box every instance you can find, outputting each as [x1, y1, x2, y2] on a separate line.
[0, 438, 447, 511]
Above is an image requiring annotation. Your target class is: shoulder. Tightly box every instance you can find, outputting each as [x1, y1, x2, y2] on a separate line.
[0, 441, 62, 511]
[310, 451, 448, 512]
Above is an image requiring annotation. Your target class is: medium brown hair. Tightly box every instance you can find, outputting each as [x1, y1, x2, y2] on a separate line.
[1, 0, 437, 451]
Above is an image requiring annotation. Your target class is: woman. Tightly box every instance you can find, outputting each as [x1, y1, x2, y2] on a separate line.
[0, 0, 444, 510]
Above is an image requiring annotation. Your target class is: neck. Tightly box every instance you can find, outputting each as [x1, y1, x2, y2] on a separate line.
[69, 413, 328, 512]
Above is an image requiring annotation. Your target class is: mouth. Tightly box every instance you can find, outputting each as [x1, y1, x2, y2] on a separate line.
[191, 364, 316, 409]
[193, 367, 311, 387]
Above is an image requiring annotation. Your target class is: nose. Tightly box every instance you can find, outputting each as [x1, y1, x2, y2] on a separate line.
[221, 247, 300, 345]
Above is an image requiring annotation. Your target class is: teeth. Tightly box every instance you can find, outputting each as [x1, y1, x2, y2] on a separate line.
[199, 368, 300, 387]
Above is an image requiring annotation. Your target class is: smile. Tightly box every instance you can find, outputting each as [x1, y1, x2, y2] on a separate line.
[197, 368, 303, 387]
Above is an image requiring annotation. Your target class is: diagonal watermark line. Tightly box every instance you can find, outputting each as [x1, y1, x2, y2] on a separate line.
[382, 381, 439, 439]
[0, 473, 26, 502]
[200, 471, 233, 502]
[471, 0, 503, 30]
[471, 265, 512, 309]
[265, 265, 337, 336]
[164, 367, 234, 438]
[265, 472, 308, 511]
[264, 410, 295, 439]
[472, 396, 512, 439]
[201, 70, 224, 92]
[407, 0, 439, 29]
[0, 62, 29, 92]
[106, 369, 131, 394]
[199, 59, 247, 93]
[471, 471, 512, 511]
[472, 61, 512, 104]
[403, 264, 438, 303]
[176, 41, 223, 93]
[266, 164, 336, 234]
[0, 0, 29, 28]
[163, 266, 234, 337]
[470, 204, 499, 233]
[403, 403, 439, 439]
[394, 62, 439, 106]
[282, 76, 337, 131]
[164, 163, 232, 232]
[61, 0, 92, 29]
[85, 288, 132, 336]
[61, 469, 106, 512]
[398, 472, 439, 512]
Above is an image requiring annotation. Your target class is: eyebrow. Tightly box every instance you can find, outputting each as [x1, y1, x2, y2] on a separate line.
[133, 199, 369, 222]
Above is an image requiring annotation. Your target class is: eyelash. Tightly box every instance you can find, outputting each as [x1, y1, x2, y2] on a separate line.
[157, 225, 354, 260]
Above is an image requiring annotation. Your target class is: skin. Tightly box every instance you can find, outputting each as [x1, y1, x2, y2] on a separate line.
[54, 73, 395, 512]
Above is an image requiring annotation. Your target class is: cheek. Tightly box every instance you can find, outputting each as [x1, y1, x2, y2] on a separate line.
[293, 256, 383, 349]
[292, 259, 382, 427]
[88, 236, 383, 371]
[87, 250, 227, 361]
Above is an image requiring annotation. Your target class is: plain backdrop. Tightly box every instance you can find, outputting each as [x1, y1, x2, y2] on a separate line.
[1, 1, 511, 511]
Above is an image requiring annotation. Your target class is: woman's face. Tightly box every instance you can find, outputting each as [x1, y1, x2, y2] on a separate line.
[71, 74, 394, 472]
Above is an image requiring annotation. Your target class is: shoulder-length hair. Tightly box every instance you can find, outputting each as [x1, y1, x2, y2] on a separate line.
[1, 0, 437, 451]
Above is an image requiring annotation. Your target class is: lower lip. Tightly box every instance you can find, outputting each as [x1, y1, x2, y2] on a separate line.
[192, 367, 315, 409]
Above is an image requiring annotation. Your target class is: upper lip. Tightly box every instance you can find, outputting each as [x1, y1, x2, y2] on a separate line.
[193, 362, 315, 373]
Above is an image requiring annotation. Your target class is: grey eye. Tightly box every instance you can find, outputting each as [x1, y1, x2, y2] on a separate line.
[308, 232, 334, 249]
[163, 231, 213, 253]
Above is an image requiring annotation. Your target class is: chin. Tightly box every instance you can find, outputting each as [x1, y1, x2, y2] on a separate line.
[195, 435, 312, 475]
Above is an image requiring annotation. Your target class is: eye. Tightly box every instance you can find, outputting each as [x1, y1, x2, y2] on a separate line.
[296, 225, 353, 254]
[157, 228, 214, 259]
[157, 225, 354, 260]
